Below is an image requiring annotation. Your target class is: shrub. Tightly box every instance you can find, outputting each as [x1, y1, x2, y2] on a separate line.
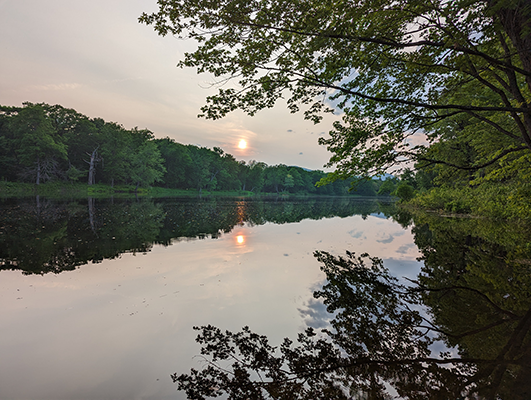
[394, 183, 415, 202]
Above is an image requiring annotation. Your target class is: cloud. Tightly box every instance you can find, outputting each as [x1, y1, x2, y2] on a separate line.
[298, 297, 332, 329]
[348, 229, 365, 239]
[376, 230, 405, 244]
[396, 243, 416, 254]
[404, 131, 429, 147]
[29, 83, 83, 91]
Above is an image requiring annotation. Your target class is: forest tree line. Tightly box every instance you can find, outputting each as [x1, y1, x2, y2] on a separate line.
[0, 102, 400, 196]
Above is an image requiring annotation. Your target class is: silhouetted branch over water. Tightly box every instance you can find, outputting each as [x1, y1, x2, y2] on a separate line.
[172, 214, 531, 399]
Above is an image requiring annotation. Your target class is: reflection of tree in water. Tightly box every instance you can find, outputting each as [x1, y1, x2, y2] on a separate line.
[0, 197, 166, 274]
[172, 215, 531, 399]
[0, 196, 392, 274]
[156, 197, 386, 245]
[0, 197, 72, 274]
[412, 214, 531, 399]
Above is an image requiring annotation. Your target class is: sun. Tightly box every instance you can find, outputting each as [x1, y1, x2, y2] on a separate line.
[238, 139, 247, 149]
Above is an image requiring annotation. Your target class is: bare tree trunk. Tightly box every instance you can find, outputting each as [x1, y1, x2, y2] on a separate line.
[36, 157, 41, 185]
[36, 195, 41, 218]
[88, 196, 97, 234]
[86, 147, 100, 186]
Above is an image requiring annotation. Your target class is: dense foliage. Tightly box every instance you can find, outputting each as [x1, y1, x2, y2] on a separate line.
[0, 103, 165, 190]
[0, 102, 398, 195]
[140, 0, 531, 214]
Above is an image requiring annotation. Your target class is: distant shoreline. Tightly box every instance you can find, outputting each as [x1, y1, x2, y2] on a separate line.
[0, 181, 393, 199]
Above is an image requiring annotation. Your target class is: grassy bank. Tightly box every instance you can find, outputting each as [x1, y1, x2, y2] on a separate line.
[0, 181, 257, 199]
[148, 186, 256, 198]
[406, 182, 531, 222]
[0, 181, 394, 199]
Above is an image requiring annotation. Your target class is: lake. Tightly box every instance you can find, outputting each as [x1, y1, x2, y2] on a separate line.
[1, 196, 529, 399]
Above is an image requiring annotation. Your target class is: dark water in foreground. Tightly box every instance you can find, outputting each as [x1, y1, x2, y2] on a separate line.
[0, 196, 529, 399]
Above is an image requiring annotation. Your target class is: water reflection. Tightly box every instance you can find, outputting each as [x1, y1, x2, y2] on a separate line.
[0, 196, 393, 275]
[173, 211, 531, 399]
[0, 197, 414, 400]
[4, 194, 527, 398]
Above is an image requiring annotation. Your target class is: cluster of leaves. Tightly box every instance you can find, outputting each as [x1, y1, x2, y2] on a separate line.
[408, 181, 531, 220]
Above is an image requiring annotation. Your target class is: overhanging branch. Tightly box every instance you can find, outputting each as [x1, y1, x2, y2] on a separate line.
[417, 146, 527, 171]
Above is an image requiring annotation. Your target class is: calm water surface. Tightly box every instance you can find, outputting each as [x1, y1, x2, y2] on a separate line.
[0, 196, 420, 400]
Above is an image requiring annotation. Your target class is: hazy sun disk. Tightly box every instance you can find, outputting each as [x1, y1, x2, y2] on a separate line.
[236, 235, 245, 244]
[238, 139, 247, 149]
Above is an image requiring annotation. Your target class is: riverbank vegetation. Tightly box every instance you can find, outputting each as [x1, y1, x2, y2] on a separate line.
[0, 102, 398, 198]
[0, 180, 254, 199]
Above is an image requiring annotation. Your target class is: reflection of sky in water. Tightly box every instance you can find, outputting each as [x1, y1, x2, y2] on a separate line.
[376, 230, 405, 244]
[348, 229, 365, 239]
[0, 214, 421, 399]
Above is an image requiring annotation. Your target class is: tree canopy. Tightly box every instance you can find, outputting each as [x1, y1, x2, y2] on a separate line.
[140, 0, 531, 180]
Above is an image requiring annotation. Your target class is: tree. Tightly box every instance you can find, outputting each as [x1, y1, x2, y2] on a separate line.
[414, 78, 531, 186]
[395, 182, 416, 201]
[246, 160, 266, 192]
[264, 165, 288, 193]
[236, 160, 251, 191]
[0, 106, 21, 181]
[141, 0, 531, 180]
[129, 134, 166, 191]
[7, 103, 67, 184]
[155, 137, 193, 188]
[97, 122, 131, 187]
[212, 148, 243, 190]
[377, 178, 397, 196]
[350, 178, 377, 196]
[187, 145, 215, 192]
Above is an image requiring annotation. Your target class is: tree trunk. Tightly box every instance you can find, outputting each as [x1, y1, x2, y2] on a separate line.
[494, 1, 531, 148]
[88, 197, 96, 234]
[87, 147, 99, 185]
[36, 157, 41, 185]
[36, 195, 41, 217]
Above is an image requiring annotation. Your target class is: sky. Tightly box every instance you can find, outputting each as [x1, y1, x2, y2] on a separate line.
[0, 0, 339, 170]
